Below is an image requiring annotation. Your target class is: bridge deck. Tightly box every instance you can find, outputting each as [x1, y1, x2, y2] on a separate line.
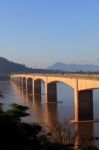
[11, 73, 99, 80]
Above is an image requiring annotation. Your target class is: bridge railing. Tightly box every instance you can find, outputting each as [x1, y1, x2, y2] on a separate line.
[11, 72, 99, 80]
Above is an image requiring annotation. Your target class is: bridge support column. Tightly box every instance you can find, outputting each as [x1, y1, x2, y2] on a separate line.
[34, 80, 41, 95]
[47, 83, 57, 102]
[26, 78, 27, 92]
[23, 79, 26, 91]
[32, 79, 34, 95]
[15, 77, 20, 87]
[21, 78, 24, 94]
[21, 78, 23, 88]
[74, 89, 93, 122]
[27, 79, 33, 94]
[78, 90, 93, 121]
[19, 78, 22, 87]
[74, 79, 79, 122]
[14, 77, 20, 85]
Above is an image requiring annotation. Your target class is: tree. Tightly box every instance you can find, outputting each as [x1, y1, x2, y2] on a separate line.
[0, 103, 44, 150]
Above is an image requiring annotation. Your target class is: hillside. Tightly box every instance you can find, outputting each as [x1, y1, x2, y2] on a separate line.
[0, 57, 33, 74]
[1, 57, 99, 76]
[0, 57, 60, 78]
[48, 62, 99, 72]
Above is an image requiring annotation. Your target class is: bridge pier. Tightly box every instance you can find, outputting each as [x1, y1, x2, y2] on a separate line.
[75, 89, 93, 122]
[20, 77, 23, 88]
[47, 83, 57, 102]
[23, 78, 26, 91]
[27, 78, 33, 94]
[32, 79, 34, 95]
[34, 80, 41, 95]
[78, 90, 93, 121]
[17, 77, 21, 87]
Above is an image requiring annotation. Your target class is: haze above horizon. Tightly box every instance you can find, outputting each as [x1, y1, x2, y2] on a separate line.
[0, 0, 99, 68]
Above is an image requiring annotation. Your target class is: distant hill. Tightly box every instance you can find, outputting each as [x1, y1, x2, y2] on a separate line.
[0, 57, 34, 74]
[48, 62, 99, 72]
[0, 57, 61, 78]
[1, 57, 99, 77]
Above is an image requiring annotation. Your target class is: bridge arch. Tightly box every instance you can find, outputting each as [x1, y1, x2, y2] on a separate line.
[34, 76, 46, 83]
[79, 87, 99, 91]
[47, 78, 75, 89]
[47, 80, 74, 103]
[34, 78, 46, 83]
[48, 80, 74, 89]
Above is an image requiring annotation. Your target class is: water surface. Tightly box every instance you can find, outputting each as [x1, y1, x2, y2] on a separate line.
[1, 80, 99, 147]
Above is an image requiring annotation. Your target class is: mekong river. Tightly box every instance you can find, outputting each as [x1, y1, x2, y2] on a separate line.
[1, 80, 99, 148]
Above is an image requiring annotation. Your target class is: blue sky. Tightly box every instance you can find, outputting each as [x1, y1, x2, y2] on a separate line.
[0, 0, 99, 68]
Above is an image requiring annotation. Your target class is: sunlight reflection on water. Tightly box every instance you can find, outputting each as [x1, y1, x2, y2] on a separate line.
[1, 80, 99, 148]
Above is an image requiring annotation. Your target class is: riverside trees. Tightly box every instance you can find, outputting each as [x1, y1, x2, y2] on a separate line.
[0, 103, 73, 150]
[0, 102, 98, 150]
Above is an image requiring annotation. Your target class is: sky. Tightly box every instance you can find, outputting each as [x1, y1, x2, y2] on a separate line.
[0, 0, 99, 68]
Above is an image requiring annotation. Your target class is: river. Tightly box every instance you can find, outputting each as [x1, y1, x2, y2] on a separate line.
[1, 80, 99, 148]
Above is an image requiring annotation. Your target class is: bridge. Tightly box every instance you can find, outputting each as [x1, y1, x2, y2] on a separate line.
[11, 73, 99, 122]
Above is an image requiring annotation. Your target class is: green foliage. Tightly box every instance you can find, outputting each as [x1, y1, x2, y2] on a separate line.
[6, 103, 30, 121]
[0, 103, 75, 150]
[0, 103, 98, 150]
[0, 103, 45, 150]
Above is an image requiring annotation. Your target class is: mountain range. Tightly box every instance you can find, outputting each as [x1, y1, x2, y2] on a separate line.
[48, 62, 99, 72]
[0, 57, 59, 77]
[0, 57, 99, 76]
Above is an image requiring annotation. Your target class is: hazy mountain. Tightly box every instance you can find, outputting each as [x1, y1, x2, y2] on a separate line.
[48, 62, 99, 72]
[0, 57, 60, 76]
[1, 57, 99, 76]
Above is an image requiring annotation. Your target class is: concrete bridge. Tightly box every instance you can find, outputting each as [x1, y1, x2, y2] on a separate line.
[11, 73, 99, 122]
